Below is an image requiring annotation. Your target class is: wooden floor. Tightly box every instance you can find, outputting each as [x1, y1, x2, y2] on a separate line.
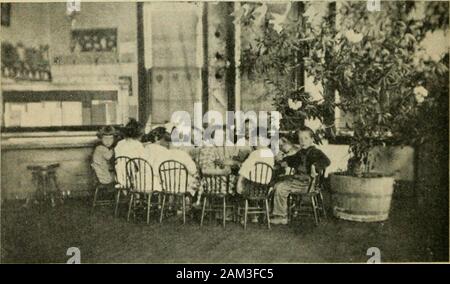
[0, 192, 442, 263]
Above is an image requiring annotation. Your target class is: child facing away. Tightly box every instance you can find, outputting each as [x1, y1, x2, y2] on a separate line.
[114, 118, 146, 187]
[91, 126, 116, 191]
[236, 132, 275, 195]
[234, 132, 274, 224]
[270, 127, 331, 225]
[115, 118, 145, 159]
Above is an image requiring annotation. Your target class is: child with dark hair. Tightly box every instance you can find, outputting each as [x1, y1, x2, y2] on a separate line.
[114, 118, 145, 186]
[143, 127, 171, 169]
[142, 126, 167, 144]
[92, 126, 116, 186]
[115, 118, 145, 157]
[271, 127, 330, 225]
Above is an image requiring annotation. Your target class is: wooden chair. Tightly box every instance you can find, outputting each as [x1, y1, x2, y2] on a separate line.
[114, 156, 131, 217]
[200, 173, 236, 227]
[287, 169, 327, 226]
[238, 162, 273, 230]
[158, 160, 190, 224]
[125, 158, 160, 224]
[91, 165, 116, 214]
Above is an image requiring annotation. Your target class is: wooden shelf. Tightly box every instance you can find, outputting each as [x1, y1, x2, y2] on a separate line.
[1, 80, 118, 92]
[1, 132, 97, 150]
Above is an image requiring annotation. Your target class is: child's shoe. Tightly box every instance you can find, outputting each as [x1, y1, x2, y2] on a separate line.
[270, 217, 288, 225]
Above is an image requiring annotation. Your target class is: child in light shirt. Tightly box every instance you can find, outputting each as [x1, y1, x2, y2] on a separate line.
[92, 126, 116, 188]
[114, 118, 145, 187]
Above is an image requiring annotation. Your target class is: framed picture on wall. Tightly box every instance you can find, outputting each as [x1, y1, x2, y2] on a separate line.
[1, 3, 11, 27]
[71, 28, 118, 53]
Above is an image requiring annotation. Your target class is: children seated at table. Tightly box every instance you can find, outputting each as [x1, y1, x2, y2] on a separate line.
[271, 127, 330, 225]
[197, 127, 234, 208]
[198, 126, 233, 174]
[169, 125, 202, 164]
[91, 126, 116, 194]
[142, 129, 200, 196]
[166, 146, 200, 196]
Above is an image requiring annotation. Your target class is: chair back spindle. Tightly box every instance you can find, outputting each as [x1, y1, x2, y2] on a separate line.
[126, 158, 154, 193]
[308, 168, 326, 193]
[246, 162, 273, 199]
[202, 174, 230, 195]
[159, 160, 189, 194]
[114, 156, 131, 188]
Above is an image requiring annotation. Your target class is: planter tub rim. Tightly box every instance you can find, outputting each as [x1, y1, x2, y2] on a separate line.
[329, 172, 395, 179]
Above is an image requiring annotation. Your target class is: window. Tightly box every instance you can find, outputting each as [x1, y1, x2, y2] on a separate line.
[2, 90, 121, 129]
[144, 2, 203, 124]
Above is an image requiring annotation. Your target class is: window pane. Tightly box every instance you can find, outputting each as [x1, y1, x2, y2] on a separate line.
[145, 2, 203, 124]
[2, 91, 120, 128]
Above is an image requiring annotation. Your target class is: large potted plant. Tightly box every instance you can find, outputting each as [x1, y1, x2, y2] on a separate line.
[238, 1, 448, 222]
[305, 2, 448, 222]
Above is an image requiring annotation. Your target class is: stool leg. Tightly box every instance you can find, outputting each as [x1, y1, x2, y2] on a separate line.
[49, 173, 63, 205]
[30, 172, 39, 206]
[36, 174, 45, 211]
[42, 173, 55, 208]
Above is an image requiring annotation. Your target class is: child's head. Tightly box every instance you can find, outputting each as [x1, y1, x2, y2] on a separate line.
[297, 127, 315, 148]
[147, 127, 168, 143]
[142, 126, 164, 143]
[122, 118, 143, 140]
[158, 132, 172, 148]
[280, 137, 294, 153]
[97, 126, 116, 148]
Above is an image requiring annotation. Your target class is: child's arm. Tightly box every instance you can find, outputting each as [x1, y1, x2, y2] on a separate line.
[311, 149, 331, 171]
[310, 164, 317, 177]
[236, 175, 246, 194]
[104, 147, 114, 160]
[282, 151, 301, 169]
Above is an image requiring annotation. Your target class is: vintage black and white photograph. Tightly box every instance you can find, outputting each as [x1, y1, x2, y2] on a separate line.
[0, 0, 448, 264]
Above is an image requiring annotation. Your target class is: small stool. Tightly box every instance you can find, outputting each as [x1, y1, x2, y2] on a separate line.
[27, 163, 63, 208]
